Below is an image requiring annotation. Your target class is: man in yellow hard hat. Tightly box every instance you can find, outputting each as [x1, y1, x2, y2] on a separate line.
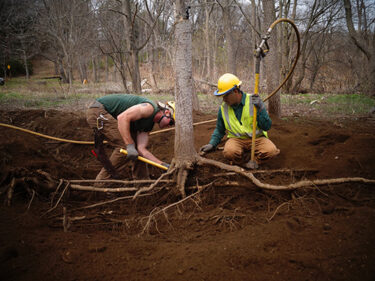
[200, 73, 279, 168]
[87, 94, 175, 180]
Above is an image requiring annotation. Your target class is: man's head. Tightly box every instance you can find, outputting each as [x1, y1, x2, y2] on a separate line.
[214, 73, 242, 106]
[156, 101, 175, 128]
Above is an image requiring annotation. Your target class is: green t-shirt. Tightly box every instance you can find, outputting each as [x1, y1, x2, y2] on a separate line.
[97, 94, 158, 132]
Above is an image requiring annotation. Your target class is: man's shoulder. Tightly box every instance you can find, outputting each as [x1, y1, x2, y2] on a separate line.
[98, 93, 125, 101]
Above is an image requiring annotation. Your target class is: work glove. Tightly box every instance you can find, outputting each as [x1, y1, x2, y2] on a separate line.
[126, 143, 138, 160]
[200, 143, 214, 153]
[161, 162, 170, 169]
[251, 95, 266, 111]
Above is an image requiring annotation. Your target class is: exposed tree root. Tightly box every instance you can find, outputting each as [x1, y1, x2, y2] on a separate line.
[176, 165, 188, 198]
[42, 181, 70, 216]
[267, 202, 290, 221]
[141, 181, 214, 234]
[211, 209, 246, 231]
[26, 189, 36, 212]
[197, 156, 375, 190]
[6, 178, 16, 207]
[3, 156, 374, 234]
[213, 168, 318, 178]
[68, 179, 171, 184]
[71, 185, 139, 192]
[173, 160, 195, 198]
[133, 167, 176, 199]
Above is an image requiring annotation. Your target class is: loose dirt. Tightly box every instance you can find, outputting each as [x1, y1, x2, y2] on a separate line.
[1, 109, 375, 281]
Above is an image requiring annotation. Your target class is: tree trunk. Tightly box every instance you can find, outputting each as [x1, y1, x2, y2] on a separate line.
[105, 55, 109, 82]
[130, 51, 141, 93]
[78, 57, 87, 83]
[148, 35, 159, 91]
[96, 57, 101, 82]
[58, 58, 68, 83]
[122, 0, 142, 94]
[222, 2, 236, 74]
[22, 50, 29, 80]
[174, 0, 197, 196]
[204, 0, 212, 79]
[78, 60, 84, 82]
[92, 57, 98, 83]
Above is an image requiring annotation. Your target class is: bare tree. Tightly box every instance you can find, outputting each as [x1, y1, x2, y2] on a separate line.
[144, 0, 174, 92]
[97, 0, 130, 91]
[174, 0, 197, 196]
[121, 0, 143, 93]
[0, 0, 39, 79]
[290, 0, 341, 94]
[343, 0, 375, 94]
[98, 0, 164, 93]
[216, 0, 237, 74]
[37, 0, 96, 86]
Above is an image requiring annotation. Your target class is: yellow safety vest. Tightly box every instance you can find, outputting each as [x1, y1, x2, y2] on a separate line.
[221, 94, 268, 139]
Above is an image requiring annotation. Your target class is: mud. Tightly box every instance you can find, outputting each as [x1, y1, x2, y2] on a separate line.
[0, 109, 375, 281]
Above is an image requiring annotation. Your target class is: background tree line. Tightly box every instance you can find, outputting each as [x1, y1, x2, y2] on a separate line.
[0, 0, 374, 104]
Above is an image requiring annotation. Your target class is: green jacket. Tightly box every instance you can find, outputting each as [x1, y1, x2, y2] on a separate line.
[97, 94, 158, 132]
[209, 91, 272, 147]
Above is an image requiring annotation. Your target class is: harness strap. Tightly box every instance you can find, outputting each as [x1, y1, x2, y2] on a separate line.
[93, 128, 120, 179]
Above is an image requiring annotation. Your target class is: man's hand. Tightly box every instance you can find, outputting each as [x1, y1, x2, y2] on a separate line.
[200, 143, 214, 153]
[126, 143, 139, 160]
[251, 95, 266, 111]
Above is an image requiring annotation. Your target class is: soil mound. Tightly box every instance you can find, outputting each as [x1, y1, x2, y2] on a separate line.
[0, 109, 374, 281]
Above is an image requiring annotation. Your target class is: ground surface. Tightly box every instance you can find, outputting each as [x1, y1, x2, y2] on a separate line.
[0, 108, 375, 281]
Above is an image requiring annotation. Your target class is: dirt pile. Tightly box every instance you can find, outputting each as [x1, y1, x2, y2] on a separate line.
[0, 109, 375, 281]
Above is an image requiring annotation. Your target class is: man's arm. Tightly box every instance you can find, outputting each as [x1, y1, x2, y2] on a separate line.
[136, 131, 164, 164]
[251, 94, 272, 131]
[257, 108, 272, 131]
[117, 103, 154, 145]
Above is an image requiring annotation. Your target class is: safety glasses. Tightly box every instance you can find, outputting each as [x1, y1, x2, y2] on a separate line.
[158, 114, 174, 126]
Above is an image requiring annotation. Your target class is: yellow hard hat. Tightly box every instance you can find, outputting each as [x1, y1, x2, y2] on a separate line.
[214, 73, 242, 96]
[166, 101, 175, 121]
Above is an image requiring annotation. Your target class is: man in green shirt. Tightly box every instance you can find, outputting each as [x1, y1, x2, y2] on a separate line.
[200, 73, 279, 169]
[87, 94, 175, 180]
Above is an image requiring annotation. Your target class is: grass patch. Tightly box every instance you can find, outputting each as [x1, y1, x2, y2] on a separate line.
[1, 77, 374, 118]
[281, 93, 375, 116]
[325, 94, 374, 115]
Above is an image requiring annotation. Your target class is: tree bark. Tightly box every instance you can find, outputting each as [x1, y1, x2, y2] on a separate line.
[174, 1, 196, 162]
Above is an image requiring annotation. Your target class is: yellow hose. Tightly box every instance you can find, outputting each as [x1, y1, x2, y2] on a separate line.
[0, 118, 219, 144]
[0, 122, 94, 144]
[263, 18, 301, 102]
